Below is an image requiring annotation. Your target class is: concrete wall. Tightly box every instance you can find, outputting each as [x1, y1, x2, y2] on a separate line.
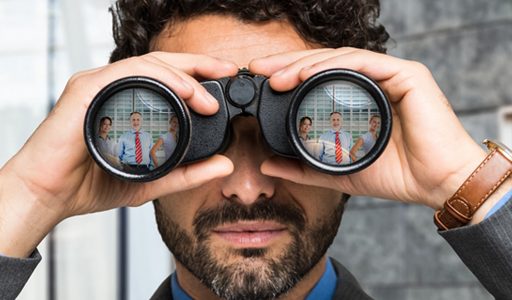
[329, 1, 512, 299]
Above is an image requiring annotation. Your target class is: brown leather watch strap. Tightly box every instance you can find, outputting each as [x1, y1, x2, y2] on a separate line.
[434, 141, 512, 230]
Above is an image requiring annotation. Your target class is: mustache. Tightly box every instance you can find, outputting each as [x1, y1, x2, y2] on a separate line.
[193, 197, 306, 238]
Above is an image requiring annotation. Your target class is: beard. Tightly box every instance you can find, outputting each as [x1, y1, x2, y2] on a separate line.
[154, 197, 344, 300]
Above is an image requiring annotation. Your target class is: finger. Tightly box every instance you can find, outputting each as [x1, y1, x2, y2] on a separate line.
[249, 48, 334, 77]
[251, 48, 359, 91]
[296, 50, 438, 104]
[139, 154, 234, 202]
[299, 49, 403, 82]
[89, 56, 220, 115]
[146, 52, 239, 80]
[66, 53, 239, 116]
[140, 55, 225, 115]
[260, 156, 357, 194]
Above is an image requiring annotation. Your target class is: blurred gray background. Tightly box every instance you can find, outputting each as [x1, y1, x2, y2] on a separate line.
[332, 1, 512, 299]
[0, 0, 510, 299]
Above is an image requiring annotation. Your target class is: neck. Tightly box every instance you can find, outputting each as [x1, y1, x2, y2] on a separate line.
[174, 255, 329, 300]
[99, 132, 108, 139]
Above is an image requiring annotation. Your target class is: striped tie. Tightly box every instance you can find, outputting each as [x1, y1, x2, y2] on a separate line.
[335, 131, 342, 164]
[135, 131, 142, 164]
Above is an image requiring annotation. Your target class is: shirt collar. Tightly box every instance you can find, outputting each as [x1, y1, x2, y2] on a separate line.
[305, 258, 338, 300]
[171, 273, 192, 300]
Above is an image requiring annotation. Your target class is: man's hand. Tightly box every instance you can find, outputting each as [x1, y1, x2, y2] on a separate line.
[0, 52, 237, 257]
[250, 48, 487, 210]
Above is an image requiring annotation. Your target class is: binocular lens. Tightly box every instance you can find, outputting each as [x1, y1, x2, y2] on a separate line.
[85, 77, 190, 181]
[288, 69, 391, 174]
[296, 81, 381, 164]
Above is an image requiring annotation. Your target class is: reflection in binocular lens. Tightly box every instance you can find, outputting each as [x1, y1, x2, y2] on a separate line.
[94, 88, 179, 175]
[296, 80, 381, 166]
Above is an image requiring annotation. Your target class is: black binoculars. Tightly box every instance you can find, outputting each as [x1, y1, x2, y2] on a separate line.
[84, 68, 392, 181]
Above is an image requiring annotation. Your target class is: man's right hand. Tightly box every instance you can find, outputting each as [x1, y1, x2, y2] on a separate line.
[0, 52, 237, 258]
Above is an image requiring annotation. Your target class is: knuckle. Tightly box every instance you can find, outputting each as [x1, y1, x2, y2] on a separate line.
[66, 71, 89, 89]
[409, 61, 431, 75]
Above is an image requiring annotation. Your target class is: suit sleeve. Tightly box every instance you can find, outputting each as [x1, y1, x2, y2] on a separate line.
[439, 198, 512, 298]
[0, 249, 41, 300]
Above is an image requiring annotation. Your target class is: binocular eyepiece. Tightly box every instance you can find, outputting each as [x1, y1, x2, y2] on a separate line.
[84, 68, 392, 181]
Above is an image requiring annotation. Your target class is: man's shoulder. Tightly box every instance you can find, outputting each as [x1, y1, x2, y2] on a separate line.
[330, 258, 374, 300]
[140, 130, 152, 138]
[119, 131, 131, 138]
[319, 131, 332, 139]
[150, 275, 171, 300]
[340, 130, 351, 137]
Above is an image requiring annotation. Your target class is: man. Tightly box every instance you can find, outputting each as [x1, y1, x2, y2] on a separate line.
[318, 112, 353, 165]
[349, 114, 381, 161]
[117, 111, 153, 173]
[0, 1, 511, 300]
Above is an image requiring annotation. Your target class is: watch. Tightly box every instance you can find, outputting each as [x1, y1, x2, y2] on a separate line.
[434, 139, 512, 230]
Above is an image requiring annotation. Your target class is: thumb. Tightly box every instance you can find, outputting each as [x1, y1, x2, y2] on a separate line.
[261, 156, 352, 192]
[141, 154, 234, 202]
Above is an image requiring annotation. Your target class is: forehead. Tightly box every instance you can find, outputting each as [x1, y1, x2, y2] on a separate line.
[152, 15, 315, 67]
[331, 113, 341, 119]
[131, 114, 141, 119]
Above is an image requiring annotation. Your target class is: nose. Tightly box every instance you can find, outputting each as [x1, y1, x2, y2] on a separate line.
[221, 117, 276, 206]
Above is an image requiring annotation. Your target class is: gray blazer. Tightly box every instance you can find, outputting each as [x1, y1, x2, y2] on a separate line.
[1, 199, 511, 300]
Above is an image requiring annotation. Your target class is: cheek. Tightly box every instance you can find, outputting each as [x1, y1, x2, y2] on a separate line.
[158, 180, 221, 232]
[284, 183, 343, 222]
[158, 195, 199, 234]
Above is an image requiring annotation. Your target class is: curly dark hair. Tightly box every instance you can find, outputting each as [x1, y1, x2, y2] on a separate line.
[109, 0, 389, 63]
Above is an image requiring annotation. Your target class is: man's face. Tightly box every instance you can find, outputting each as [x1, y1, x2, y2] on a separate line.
[154, 15, 344, 299]
[130, 113, 142, 131]
[100, 119, 111, 134]
[330, 113, 342, 131]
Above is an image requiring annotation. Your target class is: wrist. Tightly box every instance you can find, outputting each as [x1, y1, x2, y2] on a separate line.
[0, 167, 62, 258]
[434, 139, 512, 230]
[434, 143, 487, 210]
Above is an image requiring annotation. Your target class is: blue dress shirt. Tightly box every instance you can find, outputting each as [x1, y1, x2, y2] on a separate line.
[486, 188, 512, 219]
[318, 129, 353, 165]
[117, 129, 153, 165]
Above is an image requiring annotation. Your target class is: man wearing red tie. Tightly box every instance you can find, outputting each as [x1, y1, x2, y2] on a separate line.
[318, 112, 353, 165]
[117, 111, 154, 173]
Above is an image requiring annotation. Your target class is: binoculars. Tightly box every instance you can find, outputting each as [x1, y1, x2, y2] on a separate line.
[85, 68, 392, 181]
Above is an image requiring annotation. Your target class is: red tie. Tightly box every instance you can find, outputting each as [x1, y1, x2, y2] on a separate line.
[135, 131, 143, 164]
[335, 131, 342, 164]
